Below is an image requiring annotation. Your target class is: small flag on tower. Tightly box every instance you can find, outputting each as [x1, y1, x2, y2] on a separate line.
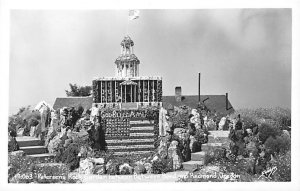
[129, 10, 140, 20]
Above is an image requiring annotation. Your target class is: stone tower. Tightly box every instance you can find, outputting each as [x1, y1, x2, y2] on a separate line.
[115, 36, 140, 78]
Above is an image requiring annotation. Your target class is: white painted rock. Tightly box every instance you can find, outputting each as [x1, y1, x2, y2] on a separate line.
[218, 117, 227, 130]
[189, 135, 196, 150]
[168, 140, 183, 170]
[93, 158, 105, 165]
[47, 135, 62, 154]
[144, 162, 153, 174]
[79, 158, 94, 175]
[94, 164, 105, 175]
[119, 163, 133, 175]
[10, 150, 25, 157]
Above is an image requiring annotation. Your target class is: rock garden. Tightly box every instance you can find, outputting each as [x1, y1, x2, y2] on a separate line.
[8, 102, 291, 183]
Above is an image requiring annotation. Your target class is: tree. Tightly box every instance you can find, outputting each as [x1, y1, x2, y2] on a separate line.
[65, 83, 92, 97]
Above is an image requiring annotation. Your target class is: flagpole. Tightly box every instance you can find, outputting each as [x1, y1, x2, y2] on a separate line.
[126, 18, 129, 35]
[126, 16, 129, 35]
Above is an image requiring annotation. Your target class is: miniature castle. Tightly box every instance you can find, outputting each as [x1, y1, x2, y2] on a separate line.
[92, 36, 162, 109]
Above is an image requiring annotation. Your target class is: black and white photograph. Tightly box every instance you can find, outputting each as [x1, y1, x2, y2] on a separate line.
[1, 0, 300, 190]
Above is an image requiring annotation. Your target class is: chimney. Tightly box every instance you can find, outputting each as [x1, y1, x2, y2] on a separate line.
[226, 93, 228, 110]
[175, 86, 182, 102]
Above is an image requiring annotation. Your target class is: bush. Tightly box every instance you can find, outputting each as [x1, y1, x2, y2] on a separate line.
[8, 152, 78, 183]
[60, 143, 80, 170]
[106, 160, 120, 175]
[134, 164, 147, 174]
[272, 151, 291, 181]
[242, 116, 258, 130]
[8, 152, 35, 182]
[8, 106, 42, 138]
[264, 134, 291, 155]
[258, 123, 281, 143]
[194, 129, 208, 144]
[169, 106, 191, 129]
[237, 108, 291, 130]
[151, 158, 173, 174]
[8, 136, 19, 152]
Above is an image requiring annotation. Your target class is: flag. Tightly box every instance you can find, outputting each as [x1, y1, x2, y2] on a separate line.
[129, 10, 140, 20]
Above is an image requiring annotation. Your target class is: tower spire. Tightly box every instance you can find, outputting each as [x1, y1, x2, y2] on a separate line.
[115, 36, 140, 78]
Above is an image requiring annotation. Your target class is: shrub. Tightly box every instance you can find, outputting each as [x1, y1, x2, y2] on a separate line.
[242, 116, 258, 130]
[60, 143, 80, 170]
[106, 160, 120, 175]
[8, 152, 78, 183]
[258, 123, 281, 143]
[151, 158, 173, 174]
[8, 153, 36, 182]
[194, 129, 208, 144]
[25, 110, 41, 122]
[264, 134, 291, 155]
[8, 136, 19, 152]
[8, 106, 41, 138]
[237, 108, 291, 130]
[169, 106, 190, 129]
[134, 164, 147, 174]
[272, 151, 291, 181]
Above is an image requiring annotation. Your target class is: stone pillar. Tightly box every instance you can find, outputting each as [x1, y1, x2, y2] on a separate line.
[124, 85, 126, 103]
[131, 85, 133, 102]
[122, 64, 126, 77]
[105, 81, 107, 103]
[148, 80, 150, 102]
[121, 85, 123, 103]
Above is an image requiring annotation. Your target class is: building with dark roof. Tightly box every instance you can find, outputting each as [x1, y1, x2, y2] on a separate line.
[53, 88, 234, 115]
[162, 87, 234, 115]
[53, 97, 93, 111]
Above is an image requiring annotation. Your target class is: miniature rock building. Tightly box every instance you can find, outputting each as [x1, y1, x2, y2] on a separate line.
[92, 36, 162, 155]
[92, 36, 162, 109]
[53, 35, 235, 155]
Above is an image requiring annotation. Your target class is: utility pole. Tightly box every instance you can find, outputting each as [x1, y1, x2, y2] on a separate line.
[198, 73, 201, 102]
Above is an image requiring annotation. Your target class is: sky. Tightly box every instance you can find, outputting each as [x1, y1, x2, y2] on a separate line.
[9, 9, 291, 114]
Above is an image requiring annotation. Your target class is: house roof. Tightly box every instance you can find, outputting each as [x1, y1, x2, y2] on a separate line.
[162, 95, 235, 115]
[53, 97, 93, 111]
[52, 95, 234, 115]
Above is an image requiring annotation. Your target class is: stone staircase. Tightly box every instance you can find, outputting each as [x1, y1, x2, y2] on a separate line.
[182, 131, 230, 171]
[16, 136, 55, 162]
[106, 119, 156, 155]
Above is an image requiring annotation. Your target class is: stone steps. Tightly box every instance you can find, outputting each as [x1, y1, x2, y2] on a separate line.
[107, 144, 155, 153]
[113, 150, 154, 156]
[207, 131, 230, 149]
[19, 146, 48, 155]
[182, 161, 205, 171]
[16, 136, 53, 162]
[207, 136, 229, 143]
[201, 143, 223, 152]
[27, 153, 56, 162]
[182, 131, 230, 171]
[191, 151, 206, 161]
[16, 137, 42, 147]
[208, 131, 230, 138]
